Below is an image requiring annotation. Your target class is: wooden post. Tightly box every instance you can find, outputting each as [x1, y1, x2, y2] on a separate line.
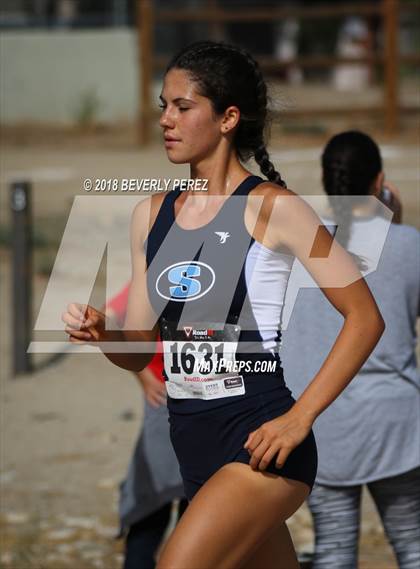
[383, 0, 399, 134]
[137, 0, 154, 145]
[10, 181, 33, 376]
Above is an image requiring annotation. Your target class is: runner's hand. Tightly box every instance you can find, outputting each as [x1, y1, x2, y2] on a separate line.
[379, 181, 402, 223]
[244, 410, 313, 471]
[62, 303, 107, 344]
[137, 367, 167, 408]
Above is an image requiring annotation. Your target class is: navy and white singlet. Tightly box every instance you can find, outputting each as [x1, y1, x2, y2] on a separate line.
[144, 174, 317, 500]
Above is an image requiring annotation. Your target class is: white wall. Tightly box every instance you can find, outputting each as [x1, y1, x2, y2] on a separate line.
[0, 29, 140, 124]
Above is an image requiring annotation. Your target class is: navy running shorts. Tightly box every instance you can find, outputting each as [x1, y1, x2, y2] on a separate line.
[168, 374, 318, 501]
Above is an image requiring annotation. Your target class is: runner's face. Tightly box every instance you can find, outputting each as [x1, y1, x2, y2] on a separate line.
[159, 68, 223, 164]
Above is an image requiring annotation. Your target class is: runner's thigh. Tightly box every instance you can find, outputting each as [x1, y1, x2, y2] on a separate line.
[156, 462, 309, 569]
[242, 520, 299, 569]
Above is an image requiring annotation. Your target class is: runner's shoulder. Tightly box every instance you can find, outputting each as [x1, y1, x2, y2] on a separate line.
[131, 193, 167, 240]
[250, 181, 297, 199]
[248, 181, 299, 220]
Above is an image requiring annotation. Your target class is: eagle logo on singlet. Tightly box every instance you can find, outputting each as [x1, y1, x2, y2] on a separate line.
[156, 261, 216, 302]
[215, 231, 230, 244]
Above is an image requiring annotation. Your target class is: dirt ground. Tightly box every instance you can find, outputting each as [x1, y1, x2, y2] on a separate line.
[0, 120, 418, 568]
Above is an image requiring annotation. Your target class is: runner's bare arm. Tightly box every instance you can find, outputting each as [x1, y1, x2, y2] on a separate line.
[63, 195, 165, 372]
[244, 186, 384, 471]
[117, 196, 164, 369]
[249, 185, 385, 423]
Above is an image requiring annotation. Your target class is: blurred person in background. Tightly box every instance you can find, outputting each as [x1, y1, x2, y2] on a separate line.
[282, 130, 420, 569]
[332, 17, 372, 92]
[104, 284, 187, 569]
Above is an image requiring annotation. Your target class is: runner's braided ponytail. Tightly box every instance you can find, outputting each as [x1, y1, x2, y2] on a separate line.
[322, 131, 383, 270]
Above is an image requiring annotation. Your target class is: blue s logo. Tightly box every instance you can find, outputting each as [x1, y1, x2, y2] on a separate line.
[168, 264, 201, 298]
[156, 261, 215, 302]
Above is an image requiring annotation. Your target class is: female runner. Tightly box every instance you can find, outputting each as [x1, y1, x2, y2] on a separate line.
[63, 41, 385, 569]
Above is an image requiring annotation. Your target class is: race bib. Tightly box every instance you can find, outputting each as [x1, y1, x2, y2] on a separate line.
[160, 320, 245, 400]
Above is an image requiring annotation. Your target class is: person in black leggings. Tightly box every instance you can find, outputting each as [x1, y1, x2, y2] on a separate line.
[123, 500, 188, 569]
